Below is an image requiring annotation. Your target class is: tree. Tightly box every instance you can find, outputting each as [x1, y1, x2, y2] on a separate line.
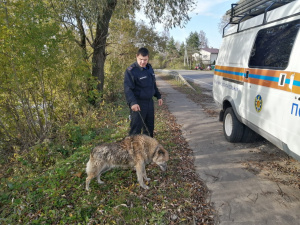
[185, 32, 200, 68]
[50, 0, 196, 100]
[198, 30, 208, 48]
[0, 0, 90, 149]
[134, 22, 168, 54]
[186, 31, 200, 51]
[218, 14, 230, 35]
[166, 37, 179, 64]
[179, 42, 185, 56]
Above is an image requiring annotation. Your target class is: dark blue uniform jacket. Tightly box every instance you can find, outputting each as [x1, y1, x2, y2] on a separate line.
[124, 62, 161, 107]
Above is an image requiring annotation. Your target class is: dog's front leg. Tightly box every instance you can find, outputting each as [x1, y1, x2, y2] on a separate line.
[136, 162, 149, 189]
[142, 164, 151, 182]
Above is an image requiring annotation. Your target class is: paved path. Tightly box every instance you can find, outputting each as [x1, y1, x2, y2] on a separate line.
[156, 76, 300, 225]
[177, 70, 214, 92]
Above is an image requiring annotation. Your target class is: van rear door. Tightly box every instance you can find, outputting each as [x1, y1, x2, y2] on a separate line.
[280, 26, 300, 159]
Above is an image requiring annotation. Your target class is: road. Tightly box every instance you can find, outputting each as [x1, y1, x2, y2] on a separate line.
[174, 70, 214, 92]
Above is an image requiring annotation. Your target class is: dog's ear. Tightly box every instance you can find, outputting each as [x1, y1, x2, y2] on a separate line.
[157, 145, 166, 155]
[157, 145, 169, 159]
[158, 149, 165, 155]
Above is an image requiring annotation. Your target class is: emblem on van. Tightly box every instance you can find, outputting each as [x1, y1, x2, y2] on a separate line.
[255, 95, 263, 113]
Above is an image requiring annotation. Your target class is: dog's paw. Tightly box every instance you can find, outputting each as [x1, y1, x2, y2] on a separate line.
[97, 180, 104, 184]
[145, 177, 151, 181]
[141, 184, 149, 190]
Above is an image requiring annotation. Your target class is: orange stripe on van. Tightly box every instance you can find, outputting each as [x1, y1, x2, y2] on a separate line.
[214, 65, 300, 94]
[214, 65, 245, 82]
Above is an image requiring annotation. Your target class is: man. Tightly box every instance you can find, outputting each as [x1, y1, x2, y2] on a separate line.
[124, 47, 163, 137]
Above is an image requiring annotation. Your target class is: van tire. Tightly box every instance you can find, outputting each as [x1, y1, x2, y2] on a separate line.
[223, 107, 244, 143]
[241, 126, 259, 143]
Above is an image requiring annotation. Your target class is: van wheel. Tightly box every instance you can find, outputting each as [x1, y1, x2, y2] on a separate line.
[223, 107, 244, 143]
[241, 126, 258, 143]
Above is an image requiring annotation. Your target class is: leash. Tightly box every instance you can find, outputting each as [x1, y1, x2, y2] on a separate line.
[137, 111, 151, 136]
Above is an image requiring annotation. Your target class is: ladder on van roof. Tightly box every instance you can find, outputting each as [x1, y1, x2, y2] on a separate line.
[223, 0, 296, 36]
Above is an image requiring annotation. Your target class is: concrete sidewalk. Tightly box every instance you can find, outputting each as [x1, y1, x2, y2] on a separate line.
[156, 76, 300, 225]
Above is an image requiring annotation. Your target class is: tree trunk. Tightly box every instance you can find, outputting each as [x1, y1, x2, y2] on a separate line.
[92, 0, 117, 93]
[74, 4, 88, 60]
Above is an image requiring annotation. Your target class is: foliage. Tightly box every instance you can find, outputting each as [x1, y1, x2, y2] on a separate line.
[0, 1, 215, 222]
[0, 0, 215, 219]
[104, 58, 126, 101]
[0, 93, 214, 224]
[0, 0, 207, 157]
[179, 42, 186, 56]
[168, 57, 187, 69]
[141, 0, 196, 28]
[0, 0, 93, 151]
[48, 0, 196, 95]
[218, 14, 230, 35]
[199, 30, 209, 48]
[135, 22, 168, 53]
[186, 31, 200, 51]
[0, 0, 197, 156]
[166, 37, 179, 60]
[152, 54, 167, 69]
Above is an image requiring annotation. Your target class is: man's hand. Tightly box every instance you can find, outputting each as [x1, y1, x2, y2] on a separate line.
[131, 104, 140, 111]
[158, 99, 163, 106]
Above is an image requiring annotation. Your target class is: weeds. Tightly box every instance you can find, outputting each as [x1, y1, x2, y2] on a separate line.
[0, 86, 215, 224]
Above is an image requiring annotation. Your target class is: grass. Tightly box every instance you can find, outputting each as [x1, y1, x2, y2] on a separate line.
[0, 89, 215, 224]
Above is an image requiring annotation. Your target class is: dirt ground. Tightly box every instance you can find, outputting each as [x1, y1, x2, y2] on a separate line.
[166, 75, 300, 191]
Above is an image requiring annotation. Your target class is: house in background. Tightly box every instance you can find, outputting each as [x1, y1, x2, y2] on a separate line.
[192, 48, 219, 67]
[200, 48, 219, 65]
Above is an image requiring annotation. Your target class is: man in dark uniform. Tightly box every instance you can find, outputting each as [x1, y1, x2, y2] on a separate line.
[124, 47, 163, 137]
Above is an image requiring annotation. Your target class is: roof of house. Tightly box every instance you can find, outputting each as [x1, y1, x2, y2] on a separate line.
[201, 48, 219, 54]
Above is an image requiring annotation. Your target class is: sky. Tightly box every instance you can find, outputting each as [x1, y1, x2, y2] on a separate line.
[157, 0, 234, 49]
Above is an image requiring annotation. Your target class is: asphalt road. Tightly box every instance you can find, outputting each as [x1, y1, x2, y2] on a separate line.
[174, 70, 214, 92]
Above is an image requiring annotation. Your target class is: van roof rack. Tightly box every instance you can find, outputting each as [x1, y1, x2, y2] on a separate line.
[227, 0, 295, 23]
[223, 0, 296, 36]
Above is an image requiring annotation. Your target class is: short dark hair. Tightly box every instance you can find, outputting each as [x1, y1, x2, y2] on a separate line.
[137, 47, 149, 57]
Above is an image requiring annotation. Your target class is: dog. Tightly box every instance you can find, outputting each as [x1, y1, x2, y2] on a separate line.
[85, 135, 169, 191]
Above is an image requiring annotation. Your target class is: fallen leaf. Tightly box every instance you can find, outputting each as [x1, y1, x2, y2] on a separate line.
[73, 172, 82, 178]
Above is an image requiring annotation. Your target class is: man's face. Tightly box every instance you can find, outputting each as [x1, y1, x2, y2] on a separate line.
[136, 54, 149, 68]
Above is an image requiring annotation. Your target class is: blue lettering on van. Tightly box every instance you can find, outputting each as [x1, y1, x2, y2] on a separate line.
[291, 103, 299, 117]
[223, 82, 238, 91]
[215, 80, 238, 91]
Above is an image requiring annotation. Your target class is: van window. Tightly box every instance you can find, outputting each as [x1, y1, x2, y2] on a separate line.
[249, 20, 300, 69]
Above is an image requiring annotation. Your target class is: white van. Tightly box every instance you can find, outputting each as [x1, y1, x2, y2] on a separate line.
[213, 0, 300, 160]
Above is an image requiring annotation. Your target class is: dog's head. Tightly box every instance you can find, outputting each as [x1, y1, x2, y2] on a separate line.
[153, 145, 169, 171]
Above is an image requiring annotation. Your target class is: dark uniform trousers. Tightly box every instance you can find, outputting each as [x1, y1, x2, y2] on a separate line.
[129, 99, 154, 137]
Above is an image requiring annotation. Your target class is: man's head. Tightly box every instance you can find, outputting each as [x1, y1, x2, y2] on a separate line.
[136, 47, 149, 68]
